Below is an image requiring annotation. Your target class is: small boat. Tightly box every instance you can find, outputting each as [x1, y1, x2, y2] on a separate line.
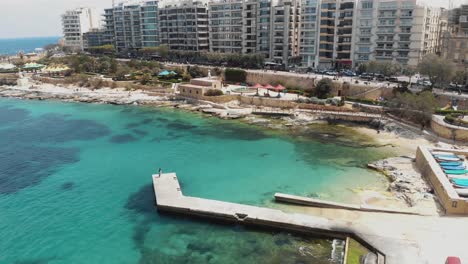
[434, 154, 459, 159]
[445, 169, 468, 175]
[441, 165, 466, 170]
[439, 161, 464, 166]
[452, 178, 468, 185]
[436, 157, 462, 162]
[455, 188, 468, 197]
[432, 151, 456, 155]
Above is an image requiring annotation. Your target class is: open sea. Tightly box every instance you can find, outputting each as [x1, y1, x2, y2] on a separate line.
[0, 98, 391, 264]
[0, 36, 60, 56]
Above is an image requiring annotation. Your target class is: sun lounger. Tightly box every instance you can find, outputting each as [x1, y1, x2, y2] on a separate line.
[455, 188, 468, 197]
[442, 165, 466, 170]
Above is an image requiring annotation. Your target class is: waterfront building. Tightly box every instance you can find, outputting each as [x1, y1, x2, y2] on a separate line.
[353, 0, 443, 67]
[441, 5, 468, 73]
[62, 8, 101, 51]
[317, 0, 356, 69]
[103, 0, 159, 52]
[141, 1, 160, 48]
[208, 0, 244, 54]
[208, 0, 300, 66]
[270, 0, 301, 65]
[159, 1, 209, 51]
[300, 0, 320, 67]
[83, 29, 110, 49]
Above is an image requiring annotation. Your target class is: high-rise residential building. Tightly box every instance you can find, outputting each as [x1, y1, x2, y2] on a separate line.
[141, 1, 160, 47]
[104, 0, 159, 52]
[159, 0, 209, 51]
[441, 5, 468, 72]
[270, 0, 301, 65]
[83, 29, 110, 49]
[317, 0, 356, 69]
[208, 0, 244, 53]
[300, 0, 320, 67]
[62, 7, 100, 51]
[208, 0, 301, 66]
[354, 0, 443, 67]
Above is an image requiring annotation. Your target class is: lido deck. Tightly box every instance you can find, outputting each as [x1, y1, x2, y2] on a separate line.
[152, 173, 450, 264]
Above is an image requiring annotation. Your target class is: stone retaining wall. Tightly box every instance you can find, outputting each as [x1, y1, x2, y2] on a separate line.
[431, 115, 468, 142]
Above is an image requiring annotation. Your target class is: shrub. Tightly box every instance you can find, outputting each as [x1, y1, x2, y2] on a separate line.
[224, 68, 247, 83]
[315, 78, 333, 99]
[204, 89, 224, 96]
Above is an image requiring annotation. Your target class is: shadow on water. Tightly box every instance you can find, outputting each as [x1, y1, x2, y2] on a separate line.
[60, 182, 75, 191]
[110, 134, 138, 144]
[124, 185, 342, 264]
[0, 106, 111, 194]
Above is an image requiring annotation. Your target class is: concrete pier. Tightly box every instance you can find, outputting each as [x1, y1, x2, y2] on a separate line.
[152, 173, 451, 264]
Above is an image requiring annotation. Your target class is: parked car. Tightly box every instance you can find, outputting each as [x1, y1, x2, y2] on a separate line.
[360, 73, 374, 81]
[445, 256, 461, 264]
[342, 70, 357, 77]
[325, 71, 338, 76]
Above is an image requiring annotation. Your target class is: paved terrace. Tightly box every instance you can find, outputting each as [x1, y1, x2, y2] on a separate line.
[153, 173, 468, 264]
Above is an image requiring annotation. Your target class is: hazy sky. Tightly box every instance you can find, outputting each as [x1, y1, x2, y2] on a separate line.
[0, 0, 466, 38]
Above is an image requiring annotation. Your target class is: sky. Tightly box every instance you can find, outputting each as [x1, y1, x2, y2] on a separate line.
[0, 0, 466, 39]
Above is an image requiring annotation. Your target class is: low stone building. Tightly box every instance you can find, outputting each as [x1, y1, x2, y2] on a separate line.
[178, 77, 222, 99]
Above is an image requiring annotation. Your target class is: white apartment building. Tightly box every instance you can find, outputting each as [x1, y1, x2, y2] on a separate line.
[62, 8, 100, 51]
[300, 0, 320, 67]
[353, 0, 443, 67]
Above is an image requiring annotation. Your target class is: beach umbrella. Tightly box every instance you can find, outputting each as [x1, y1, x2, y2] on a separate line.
[274, 84, 286, 91]
[263, 84, 275, 90]
[250, 83, 264, 89]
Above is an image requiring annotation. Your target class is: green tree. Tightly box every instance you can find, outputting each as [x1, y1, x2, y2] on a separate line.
[418, 54, 455, 89]
[224, 68, 247, 83]
[315, 78, 333, 99]
[389, 91, 437, 126]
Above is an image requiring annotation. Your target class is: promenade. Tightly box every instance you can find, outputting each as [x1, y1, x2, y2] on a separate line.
[152, 172, 468, 264]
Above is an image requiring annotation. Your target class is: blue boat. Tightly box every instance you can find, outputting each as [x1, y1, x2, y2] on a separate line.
[441, 165, 466, 170]
[434, 154, 459, 158]
[439, 161, 464, 166]
[452, 178, 468, 187]
[445, 169, 468, 175]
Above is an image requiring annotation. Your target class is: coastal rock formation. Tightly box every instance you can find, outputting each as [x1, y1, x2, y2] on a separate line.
[368, 156, 435, 207]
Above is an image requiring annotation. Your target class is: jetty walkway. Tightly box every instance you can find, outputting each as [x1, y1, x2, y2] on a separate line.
[152, 173, 466, 264]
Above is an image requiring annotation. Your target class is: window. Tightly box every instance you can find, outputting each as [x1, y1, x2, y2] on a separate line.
[361, 1, 373, 9]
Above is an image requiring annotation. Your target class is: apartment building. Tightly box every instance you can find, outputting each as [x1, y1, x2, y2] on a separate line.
[354, 0, 443, 67]
[83, 29, 110, 49]
[300, 0, 320, 67]
[62, 8, 100, 51]
[441, 5, 468, 71]
[104, 0, 159, 52]
[209, 0, 244, 53]
[270, 0, 301, 65]
[141, 1, 160, 47]
[159, 1, 209, 51]
[316, 1, 356, 69]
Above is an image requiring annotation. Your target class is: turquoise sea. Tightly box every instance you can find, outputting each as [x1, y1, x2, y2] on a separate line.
[0, 36, 60, 56]
[0, 98, 390, 264]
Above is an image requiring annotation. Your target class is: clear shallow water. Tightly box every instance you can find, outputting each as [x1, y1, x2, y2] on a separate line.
[0, 98, 390, 264]
[0, 36, 60, 55]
